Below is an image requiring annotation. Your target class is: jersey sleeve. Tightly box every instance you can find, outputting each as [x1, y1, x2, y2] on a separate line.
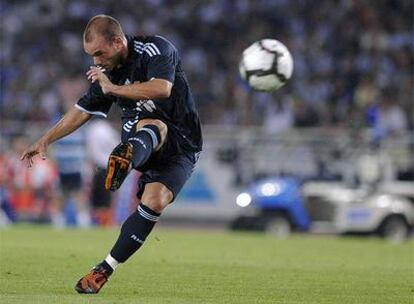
[145, 37, 178, 83]
[75, 82, 114, 117]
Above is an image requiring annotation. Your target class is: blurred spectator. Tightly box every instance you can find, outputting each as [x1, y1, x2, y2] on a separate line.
[354, 76, 379, 110]
[51, 86, 90, 228]
[0, 139, 15, 225]
[293, 102, 320, 127]
[7, 135, 58, 221]
[262, 96, 294, 134]
[367, 89, 409, 140]
[52, 127, 90, 228]
[86, 117, 119, 226]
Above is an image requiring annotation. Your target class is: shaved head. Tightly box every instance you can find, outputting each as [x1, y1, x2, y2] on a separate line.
[83, 15, 128, 70]
[84, 15, 124, 43]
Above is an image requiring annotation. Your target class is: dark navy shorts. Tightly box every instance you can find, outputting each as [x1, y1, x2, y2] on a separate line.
[121, 116, 200, 202]
[136, 151, 199, 202]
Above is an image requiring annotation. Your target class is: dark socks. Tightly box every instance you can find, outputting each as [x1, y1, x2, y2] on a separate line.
[109, 203, 160, 263]
[128, 125, 161, 169]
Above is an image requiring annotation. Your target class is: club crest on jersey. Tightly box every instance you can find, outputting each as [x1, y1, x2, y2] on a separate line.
[136, 100, 156, 112]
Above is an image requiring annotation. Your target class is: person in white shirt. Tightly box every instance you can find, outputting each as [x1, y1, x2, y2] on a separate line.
[86, 117, 119, 225]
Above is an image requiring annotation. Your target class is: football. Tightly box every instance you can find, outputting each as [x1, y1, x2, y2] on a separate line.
[239, 39, 294, 91]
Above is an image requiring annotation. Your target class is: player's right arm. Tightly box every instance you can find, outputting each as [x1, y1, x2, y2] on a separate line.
[20, 107, 91, 167]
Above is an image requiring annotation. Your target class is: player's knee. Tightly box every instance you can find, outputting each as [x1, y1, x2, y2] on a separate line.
[142, 196, 168, 213]
[137, 119, 167, 138]
[141, 186, 173, 213]
[137, 119, 167, 149]
[152, 120, 168, 140]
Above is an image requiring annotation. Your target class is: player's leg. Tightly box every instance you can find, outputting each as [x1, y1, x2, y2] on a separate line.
[75, 153, 197, 294]
[107, 182, 172, 263]
[75, 183, 172, 294]
[104, 157, 194, 269]
[105, 119, 167, 191]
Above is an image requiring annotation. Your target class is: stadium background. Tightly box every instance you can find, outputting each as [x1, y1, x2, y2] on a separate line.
[0, 1, 413, 303]
[1, 0, 412, 225]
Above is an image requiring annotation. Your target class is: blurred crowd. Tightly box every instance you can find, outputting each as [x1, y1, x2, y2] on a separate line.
[1, 0, 413, 224]
[0, 117, 141, 226]
[1, 0, 413, 133]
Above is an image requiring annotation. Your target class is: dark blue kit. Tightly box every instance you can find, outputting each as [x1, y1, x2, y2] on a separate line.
[77, 35, 203, 199]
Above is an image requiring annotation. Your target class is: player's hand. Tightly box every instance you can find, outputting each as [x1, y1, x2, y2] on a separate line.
[86, 66, 115, 95]
[20, 140, 48, 168]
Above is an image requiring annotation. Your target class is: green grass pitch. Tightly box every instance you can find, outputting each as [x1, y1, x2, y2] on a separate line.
[0, 226, 413, 304]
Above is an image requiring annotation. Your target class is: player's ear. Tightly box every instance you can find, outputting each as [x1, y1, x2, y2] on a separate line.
[112, 36, 123, 50]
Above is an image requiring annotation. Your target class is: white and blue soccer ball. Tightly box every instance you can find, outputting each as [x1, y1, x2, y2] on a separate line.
[239, 39, 294, 92]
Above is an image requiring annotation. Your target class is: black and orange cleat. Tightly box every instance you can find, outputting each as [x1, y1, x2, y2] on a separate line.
[75, 264, 111, 294]
[105, 143, 133, 191]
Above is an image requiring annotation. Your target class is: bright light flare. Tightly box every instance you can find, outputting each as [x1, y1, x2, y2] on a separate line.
[261, 183, 281, 196]
[236, 192, 252, 207]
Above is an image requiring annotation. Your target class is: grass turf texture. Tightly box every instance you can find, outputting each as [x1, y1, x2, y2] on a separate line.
[0, 226, 413, 304]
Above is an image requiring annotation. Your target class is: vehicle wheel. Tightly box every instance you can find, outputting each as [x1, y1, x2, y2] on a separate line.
[264, 215, 292, 238]
[380, 216, 409, 243]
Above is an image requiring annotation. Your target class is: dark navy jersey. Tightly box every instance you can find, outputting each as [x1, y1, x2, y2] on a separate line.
[76, 35, 202, 153]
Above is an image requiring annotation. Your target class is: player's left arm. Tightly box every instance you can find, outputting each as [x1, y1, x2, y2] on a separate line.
[87, 37, 176, 100]
[112, 78, 172, 99]
[87, 68, 172, 100]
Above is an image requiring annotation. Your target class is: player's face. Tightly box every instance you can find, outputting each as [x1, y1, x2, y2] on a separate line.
[84, 36, 122, 70]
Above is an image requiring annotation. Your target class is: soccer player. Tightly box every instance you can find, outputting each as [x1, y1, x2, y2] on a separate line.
[21, 14, 202, 294]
